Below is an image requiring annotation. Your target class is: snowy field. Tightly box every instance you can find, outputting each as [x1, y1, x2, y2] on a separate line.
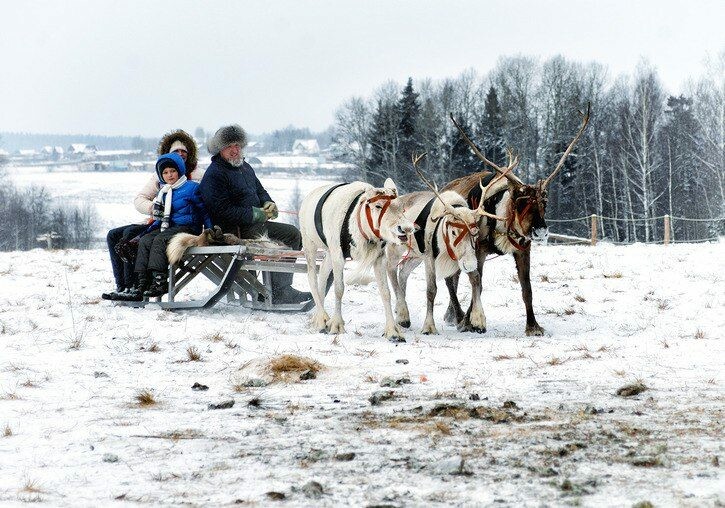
[0, 241, 723, 506]
[8, 166, 336, 235]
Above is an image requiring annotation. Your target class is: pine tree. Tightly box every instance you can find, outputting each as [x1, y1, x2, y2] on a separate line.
[396, 78, 423, 190]
[448, 114, 480, 180]
[481, 86, 506, 165]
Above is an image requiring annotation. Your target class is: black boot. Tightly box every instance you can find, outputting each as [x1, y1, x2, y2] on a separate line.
[102, 286, 126, 300]
[119, 273, 148, 302]
[273, 285, 312, 304]
[144, 271, 168, 298]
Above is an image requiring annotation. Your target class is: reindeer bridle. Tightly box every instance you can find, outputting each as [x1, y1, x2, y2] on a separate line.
[357, 194, 395, 241]
[442, 218, 479, 261]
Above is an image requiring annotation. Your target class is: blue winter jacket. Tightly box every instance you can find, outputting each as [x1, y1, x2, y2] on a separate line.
[199, 155, 273, 230]
[146, 153, 212, 234]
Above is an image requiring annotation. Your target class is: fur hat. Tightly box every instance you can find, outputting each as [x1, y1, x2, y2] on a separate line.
[158, 129, 198, 176]
[208, 124, 248, 155]
[169, 140, 188, 153]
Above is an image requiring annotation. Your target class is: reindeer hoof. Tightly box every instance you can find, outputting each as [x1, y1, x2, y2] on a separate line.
[387, 335, 406, 344]
[525, 325, 544, 336]
[398, 320, 411, 329]
[443, 308, 462, 325]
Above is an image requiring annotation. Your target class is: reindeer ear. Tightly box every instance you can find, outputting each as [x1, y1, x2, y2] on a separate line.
[383, 178, 398, 196]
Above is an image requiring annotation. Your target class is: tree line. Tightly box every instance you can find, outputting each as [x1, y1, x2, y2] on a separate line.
[333, 54, 724, 243]
[0, 168, 97, 251]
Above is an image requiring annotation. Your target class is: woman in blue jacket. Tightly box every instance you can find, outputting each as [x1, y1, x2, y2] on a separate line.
[126, 152, 211, 300]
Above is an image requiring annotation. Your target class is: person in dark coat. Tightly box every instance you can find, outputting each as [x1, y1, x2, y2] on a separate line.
[102, 129, 200, 300]
[199, 124, 311, 304]
[125, 152, 211, 300]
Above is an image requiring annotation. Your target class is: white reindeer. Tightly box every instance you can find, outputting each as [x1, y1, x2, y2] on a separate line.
[299, 178, 417, 342]
[387, 154, 508, 335]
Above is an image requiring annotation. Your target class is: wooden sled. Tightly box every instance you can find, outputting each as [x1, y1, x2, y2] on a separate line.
[115, 245, 325, 312]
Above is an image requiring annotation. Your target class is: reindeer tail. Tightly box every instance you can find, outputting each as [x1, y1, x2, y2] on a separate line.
[167, 232, 205, 265]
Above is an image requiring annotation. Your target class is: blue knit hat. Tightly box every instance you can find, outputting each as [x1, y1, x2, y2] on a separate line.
[155, 152, 186, 183]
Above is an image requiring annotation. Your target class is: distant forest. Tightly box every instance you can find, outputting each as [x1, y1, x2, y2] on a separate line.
[0, 132, 159, 152]
[333, 53, 724, 243]
[0, 127, 335, 154]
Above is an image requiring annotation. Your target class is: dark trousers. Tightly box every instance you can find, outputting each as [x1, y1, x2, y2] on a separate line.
[106, 223, 147, 289]
[135, 226, 195, 275]
[233, 221, 302, 289]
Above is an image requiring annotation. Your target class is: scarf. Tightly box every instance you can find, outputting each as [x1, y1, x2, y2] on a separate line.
[153, 176, 188, 231]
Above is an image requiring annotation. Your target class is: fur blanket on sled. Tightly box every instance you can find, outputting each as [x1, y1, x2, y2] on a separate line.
[166, 226, 284, 265]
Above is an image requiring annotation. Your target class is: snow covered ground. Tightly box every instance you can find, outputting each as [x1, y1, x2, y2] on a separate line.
[0, 241, 723, 506]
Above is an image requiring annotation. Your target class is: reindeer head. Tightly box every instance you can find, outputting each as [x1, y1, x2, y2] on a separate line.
[359, 178, 417, 245]
[451, 104, 590, 249]
[430, 192, 480, 273]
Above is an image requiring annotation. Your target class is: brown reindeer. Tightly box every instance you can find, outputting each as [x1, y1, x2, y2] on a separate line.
[442, 104, 590, 336]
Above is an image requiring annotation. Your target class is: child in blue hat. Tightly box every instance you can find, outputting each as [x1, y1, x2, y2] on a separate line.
[125, 152, 211, 300]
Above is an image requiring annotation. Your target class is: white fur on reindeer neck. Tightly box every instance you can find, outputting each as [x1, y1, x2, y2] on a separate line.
[154, 176, 187, 231]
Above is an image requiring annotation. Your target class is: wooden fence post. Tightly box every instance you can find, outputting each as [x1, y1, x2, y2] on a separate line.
[590, 214, 598, 246]
[664, 215, 671, 245]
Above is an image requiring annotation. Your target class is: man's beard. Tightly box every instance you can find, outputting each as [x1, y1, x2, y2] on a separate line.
[228, 155, 243, 167]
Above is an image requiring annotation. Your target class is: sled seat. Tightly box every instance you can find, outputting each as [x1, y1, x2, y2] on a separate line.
[116, 244, 323, 312]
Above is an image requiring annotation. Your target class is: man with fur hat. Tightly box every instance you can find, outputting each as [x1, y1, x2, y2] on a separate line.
[200, 124, 311, 304]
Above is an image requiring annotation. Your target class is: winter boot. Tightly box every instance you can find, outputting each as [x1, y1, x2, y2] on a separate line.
[102, 286, 126, 300]
[144, 271, 169, 298]
[120, 273, 148, 302]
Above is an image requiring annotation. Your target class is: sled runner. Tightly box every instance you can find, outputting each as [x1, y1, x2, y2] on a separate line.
[116, 245, 323, 312]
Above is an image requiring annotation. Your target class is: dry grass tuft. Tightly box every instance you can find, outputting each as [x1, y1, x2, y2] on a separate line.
[266, 354, 323, 382]
[574, 295, 587, 303]
[613, 369, 627, 377]
[660, 338, 669, 349]
[493, 351, 525, 361]
[694, 329, 706, 339]
[540, 274, 551, 283]
[186, 346, 202, 362]
[135, 389, 157, 407]
[203, 332, 224, 342]
[3, 391, 20, 401]
[20, 479, 43, 494]
[3, 424, 12, 437]
[547, 356, 569, 366]
[142, 341, 160, 353]
[603, 271, 623, 279]
[224, 340, 239, 350]
[21, 379, 38, 388]
[68, 336, 84, 350]
[563, 308, 576, 315]
[657, 299, 670, 311]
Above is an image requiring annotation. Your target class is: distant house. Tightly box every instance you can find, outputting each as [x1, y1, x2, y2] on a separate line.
[41, 146, 64, 158]
[292, 139, 320, 156]
[67, 143, 97, 156]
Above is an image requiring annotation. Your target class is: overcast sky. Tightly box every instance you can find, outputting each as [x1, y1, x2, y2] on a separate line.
[0, 0, 722, 137]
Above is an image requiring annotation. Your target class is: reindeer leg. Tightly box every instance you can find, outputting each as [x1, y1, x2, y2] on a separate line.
[443, 272, 464, 325]
[460, 248, 487, 333]
[393, 256, 422, 329]
[327, 249, 347, 335]
[375, 254, 405, 343]
[386, 247, 408, 328]
[513, 249, 544, 336]
[421, 257, 438, 335]
[306, 247, 329, 333]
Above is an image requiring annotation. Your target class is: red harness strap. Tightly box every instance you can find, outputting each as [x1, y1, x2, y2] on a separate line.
[504, 200, 533, 252]
[357, 195, 394, 241]
[443, 220, 478, 261]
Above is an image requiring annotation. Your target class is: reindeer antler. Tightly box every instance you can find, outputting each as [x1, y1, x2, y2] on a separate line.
[475, 167, 511, 222]
[541, 102, 591, 189]
[411, 152, 465, 222]
[449, 113, 525, 187]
